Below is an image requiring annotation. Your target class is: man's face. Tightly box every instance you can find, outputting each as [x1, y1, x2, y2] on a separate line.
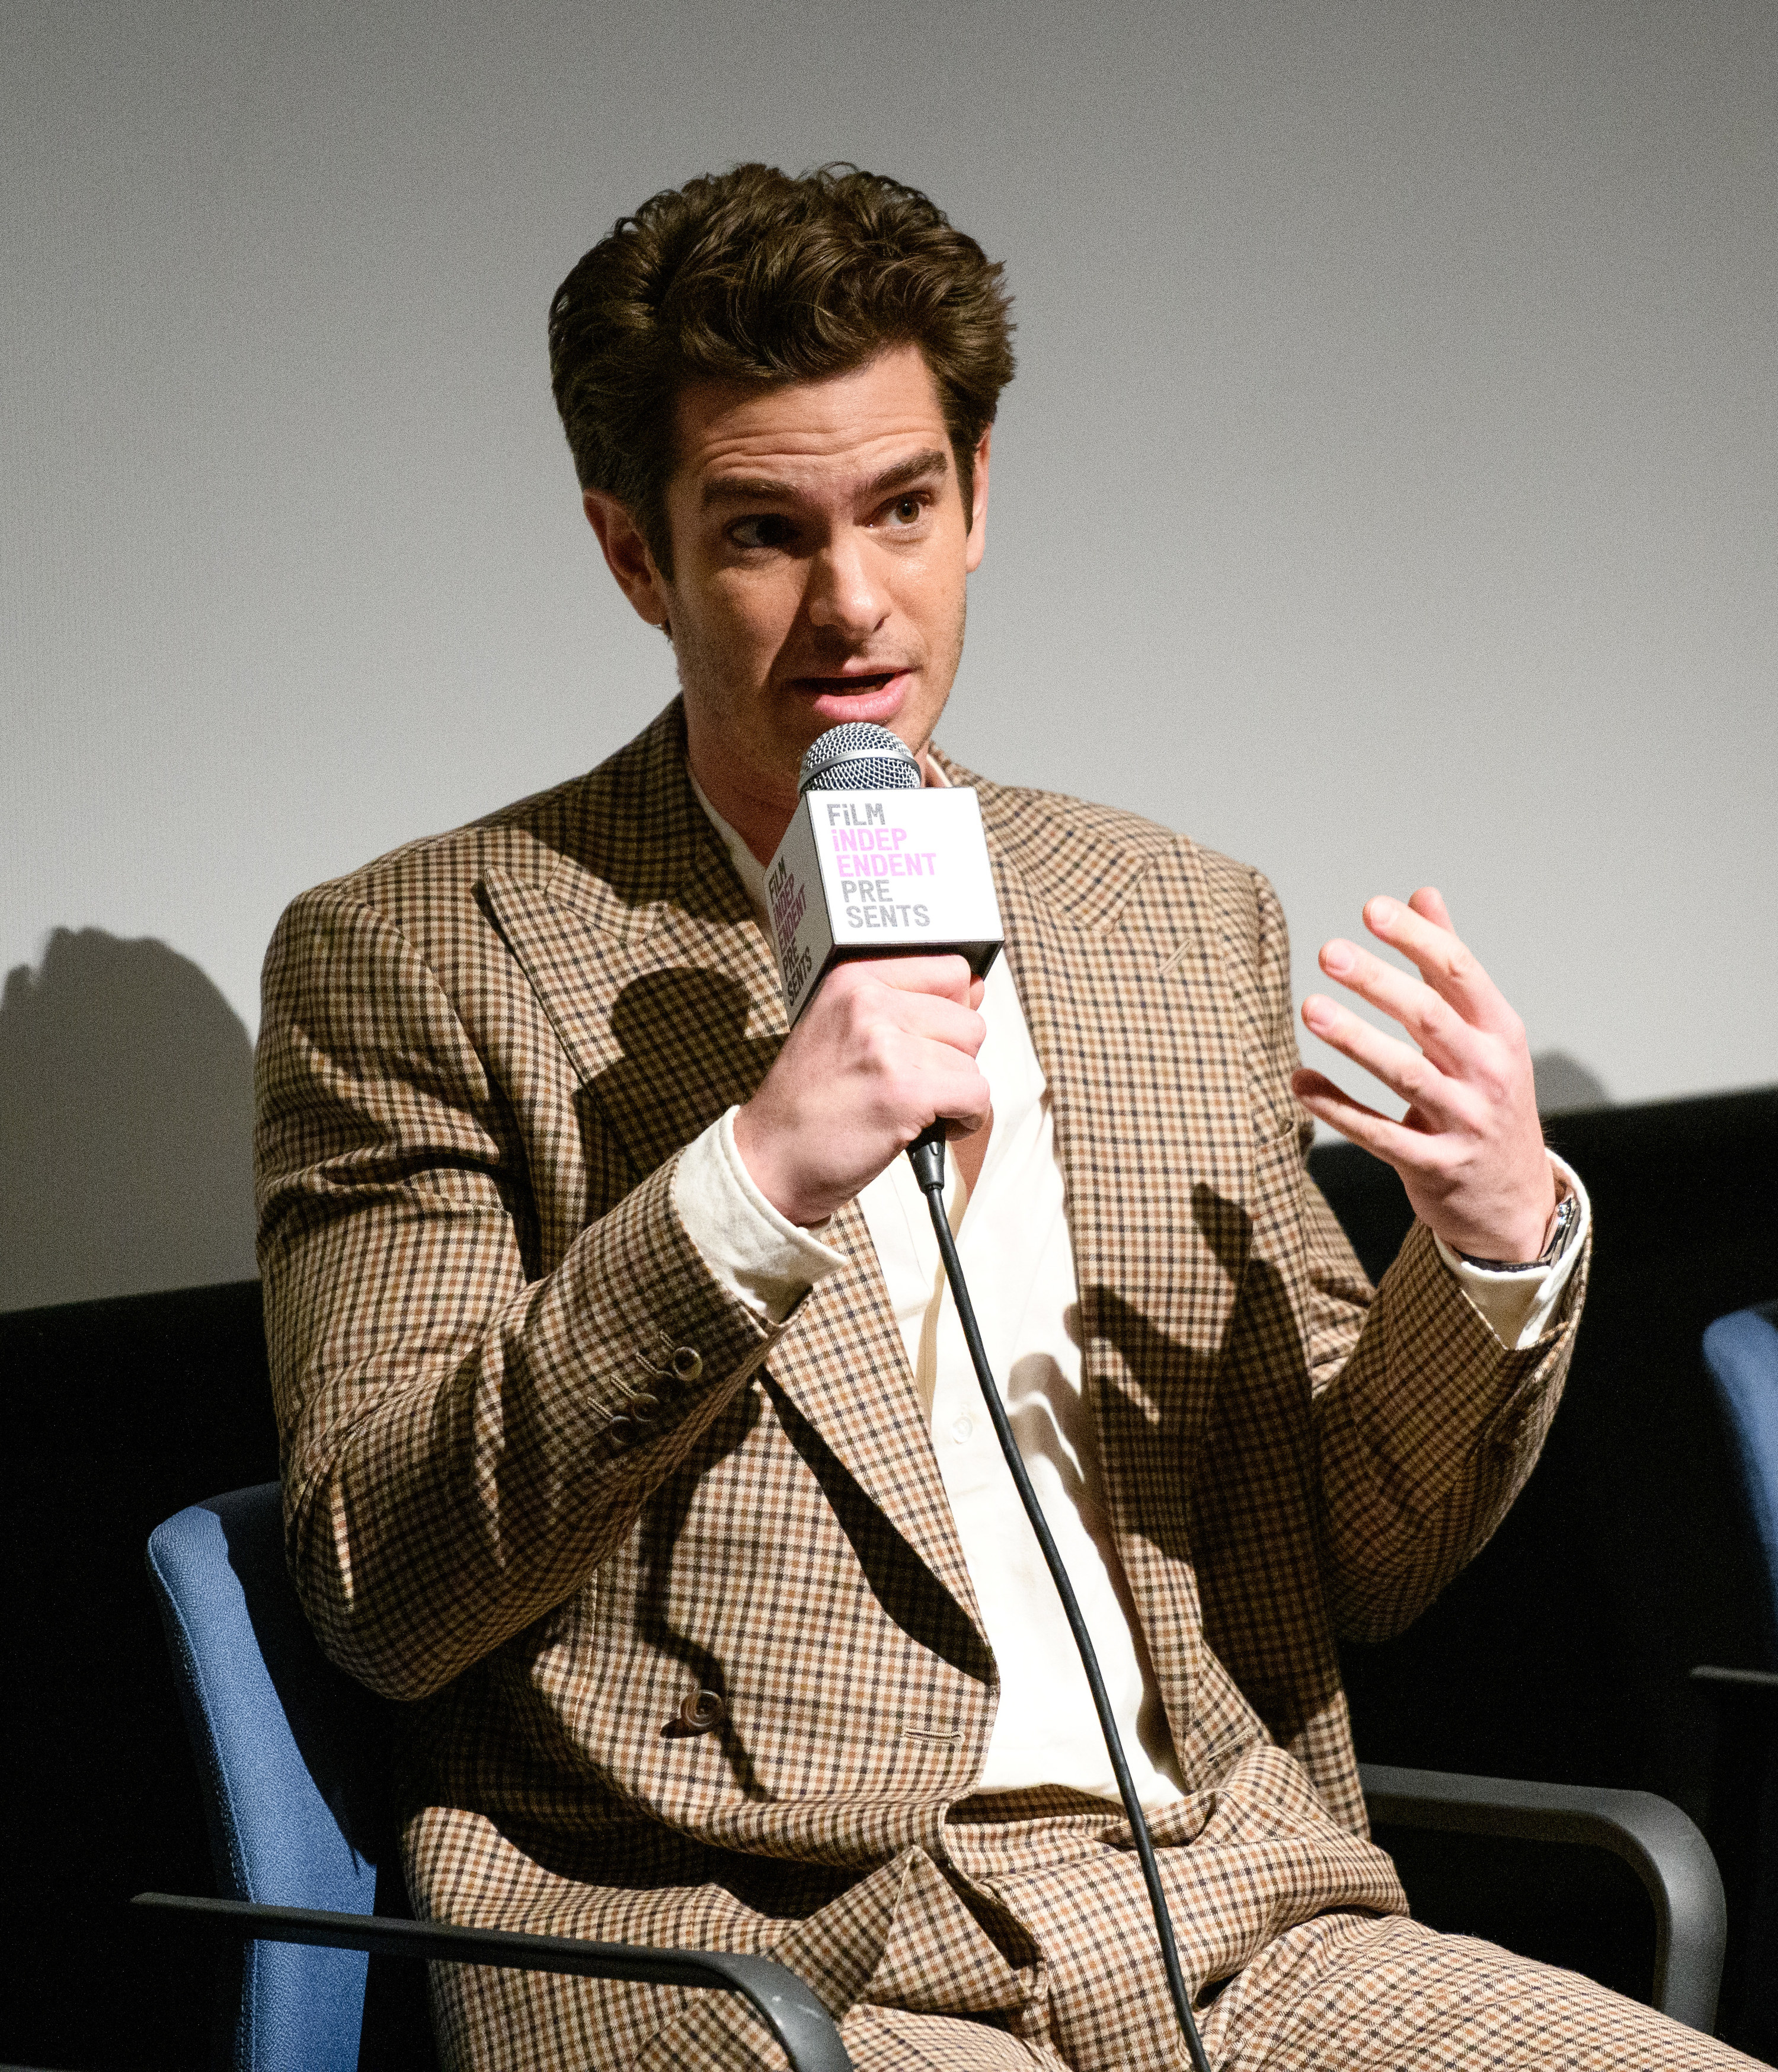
[590, 344, 989, 830]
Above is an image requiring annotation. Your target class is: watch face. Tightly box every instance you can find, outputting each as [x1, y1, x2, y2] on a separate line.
[1542, 1194, 1579, 1264]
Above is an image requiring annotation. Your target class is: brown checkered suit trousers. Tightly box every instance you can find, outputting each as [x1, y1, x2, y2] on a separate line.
[257, 703, 1742, 2067]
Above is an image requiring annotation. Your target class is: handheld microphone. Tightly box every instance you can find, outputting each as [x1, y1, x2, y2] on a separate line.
[763, 722, 1003, 1028]
[762, 724, 1215, 2072]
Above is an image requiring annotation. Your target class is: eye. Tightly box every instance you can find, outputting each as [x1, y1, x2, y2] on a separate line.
[884, 494, 928, 527]
[729, 514, 795, 551]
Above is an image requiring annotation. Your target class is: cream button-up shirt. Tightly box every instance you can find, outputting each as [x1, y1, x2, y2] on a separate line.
[672, 779, 1588, 1806]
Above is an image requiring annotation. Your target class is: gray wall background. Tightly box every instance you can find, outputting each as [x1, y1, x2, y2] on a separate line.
[4, 0, 1774, 1310]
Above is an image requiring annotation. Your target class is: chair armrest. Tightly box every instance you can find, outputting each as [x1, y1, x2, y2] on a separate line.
[1359, 1763, 1725, 2033]
[132, 1892, 852, 2072]
[1692, 1664, 1778, 1706]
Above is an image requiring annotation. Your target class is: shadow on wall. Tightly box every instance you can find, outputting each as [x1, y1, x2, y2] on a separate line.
[1533, 1049, 1611, 1116]
[0, 928, 256, 1313]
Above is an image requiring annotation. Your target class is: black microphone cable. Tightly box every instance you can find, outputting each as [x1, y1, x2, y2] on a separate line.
[907, 1121, 1214, 2072]
[786, 722, 1211, 2067]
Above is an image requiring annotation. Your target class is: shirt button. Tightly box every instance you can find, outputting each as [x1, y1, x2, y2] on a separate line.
[951, 1415, 974, 1444]
[670, 1345, 703, 1383]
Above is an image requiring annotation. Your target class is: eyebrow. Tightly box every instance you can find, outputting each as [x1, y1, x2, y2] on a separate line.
[701, 447, 952, 509]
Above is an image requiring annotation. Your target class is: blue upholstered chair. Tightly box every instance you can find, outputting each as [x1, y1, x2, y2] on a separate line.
[1693, 1300, 1778, 2058]
[144, 1483, 1731, 2067]
[1703, 1304, 1778, 1611]
[140, 1483, 850, 2072]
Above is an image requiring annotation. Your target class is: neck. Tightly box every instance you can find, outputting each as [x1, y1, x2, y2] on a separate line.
[685, 758, 798, 867]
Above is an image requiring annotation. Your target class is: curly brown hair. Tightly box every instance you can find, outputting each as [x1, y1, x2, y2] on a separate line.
[548, 163, 1016, 575]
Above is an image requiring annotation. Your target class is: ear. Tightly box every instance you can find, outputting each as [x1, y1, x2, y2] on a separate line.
[583, 489, 672, 631]
[964, 425, 992, 573]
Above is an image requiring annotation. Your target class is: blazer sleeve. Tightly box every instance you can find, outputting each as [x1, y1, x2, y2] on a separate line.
[1245, 867, 1589, 1644]
[255, 881, 784, 1702]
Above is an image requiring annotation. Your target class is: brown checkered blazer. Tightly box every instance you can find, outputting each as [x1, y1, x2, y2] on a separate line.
[256, 700, 1582, 2067]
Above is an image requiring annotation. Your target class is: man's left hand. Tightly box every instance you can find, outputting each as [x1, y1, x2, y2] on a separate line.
[1290, 887, 1556, 1262]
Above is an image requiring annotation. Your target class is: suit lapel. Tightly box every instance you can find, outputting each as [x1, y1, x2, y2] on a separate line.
[970, 775, 1250, 1401]
[770, 1199, 993, 1648]
[967, 771, 1255, 1729]
[478, 864, 786, 1192]
[479, 712, 990, 1654]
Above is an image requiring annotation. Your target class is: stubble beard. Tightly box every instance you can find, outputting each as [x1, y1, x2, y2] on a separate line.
[672, 581, 971, 800]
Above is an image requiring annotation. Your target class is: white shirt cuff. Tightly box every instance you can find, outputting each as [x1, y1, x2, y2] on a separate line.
[672, 1107, 849, 1325]
[1434, 1152, 1591, 1351]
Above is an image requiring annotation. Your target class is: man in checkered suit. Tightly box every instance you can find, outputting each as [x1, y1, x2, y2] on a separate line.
[256, 164, 1751, 2068]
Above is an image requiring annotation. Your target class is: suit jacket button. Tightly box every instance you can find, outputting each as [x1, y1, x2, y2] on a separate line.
[677, 1689, 725, 1733]
[670, 1346, 703, 1383]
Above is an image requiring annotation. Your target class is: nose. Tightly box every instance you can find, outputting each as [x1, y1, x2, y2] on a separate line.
[805, 535, 887, 640]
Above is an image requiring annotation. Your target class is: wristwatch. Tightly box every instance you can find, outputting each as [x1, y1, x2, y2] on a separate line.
[1456, 1187, 1581, 1274]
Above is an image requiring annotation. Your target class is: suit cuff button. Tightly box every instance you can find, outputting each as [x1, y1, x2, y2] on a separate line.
[677, 1689, 725, 1733]
[670, 1345, 703, 1383]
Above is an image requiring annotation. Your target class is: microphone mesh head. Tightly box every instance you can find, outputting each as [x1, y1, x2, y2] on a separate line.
[798, 722, 922, 794]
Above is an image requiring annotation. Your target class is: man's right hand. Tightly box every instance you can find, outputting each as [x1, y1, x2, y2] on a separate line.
[733, 955, 989, 1227]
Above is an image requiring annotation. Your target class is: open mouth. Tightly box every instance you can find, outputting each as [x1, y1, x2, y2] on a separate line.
[786, 670, 912, 725]
[789, 672, 899, 696]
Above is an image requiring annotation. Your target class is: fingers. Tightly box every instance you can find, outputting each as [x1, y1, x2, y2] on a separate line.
[944, 1107, 991, 1146]
[1299, 993, 1466, 1127]
[1297, 888, 1555, 1259]
[738, 957, 991, 1223]
[1409, 884, 1453, 931]
[916, 1051, 993, 1137]
[859, 954, 978, 1006]
[1361, 892, 1518, 1038]
[825, 957, 986, 1056]
[869, 988, 987, 1060]
[808, 957, 990, 1115]
[1313, 937, 1482, 1079]
[1290, 1068, 1434, 1160]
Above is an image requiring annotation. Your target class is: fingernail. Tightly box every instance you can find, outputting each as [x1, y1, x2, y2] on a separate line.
[1303, 994, 1334, 1029]
[1322, 942, 1354, 977]
[1368, 897, 1396, 928]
